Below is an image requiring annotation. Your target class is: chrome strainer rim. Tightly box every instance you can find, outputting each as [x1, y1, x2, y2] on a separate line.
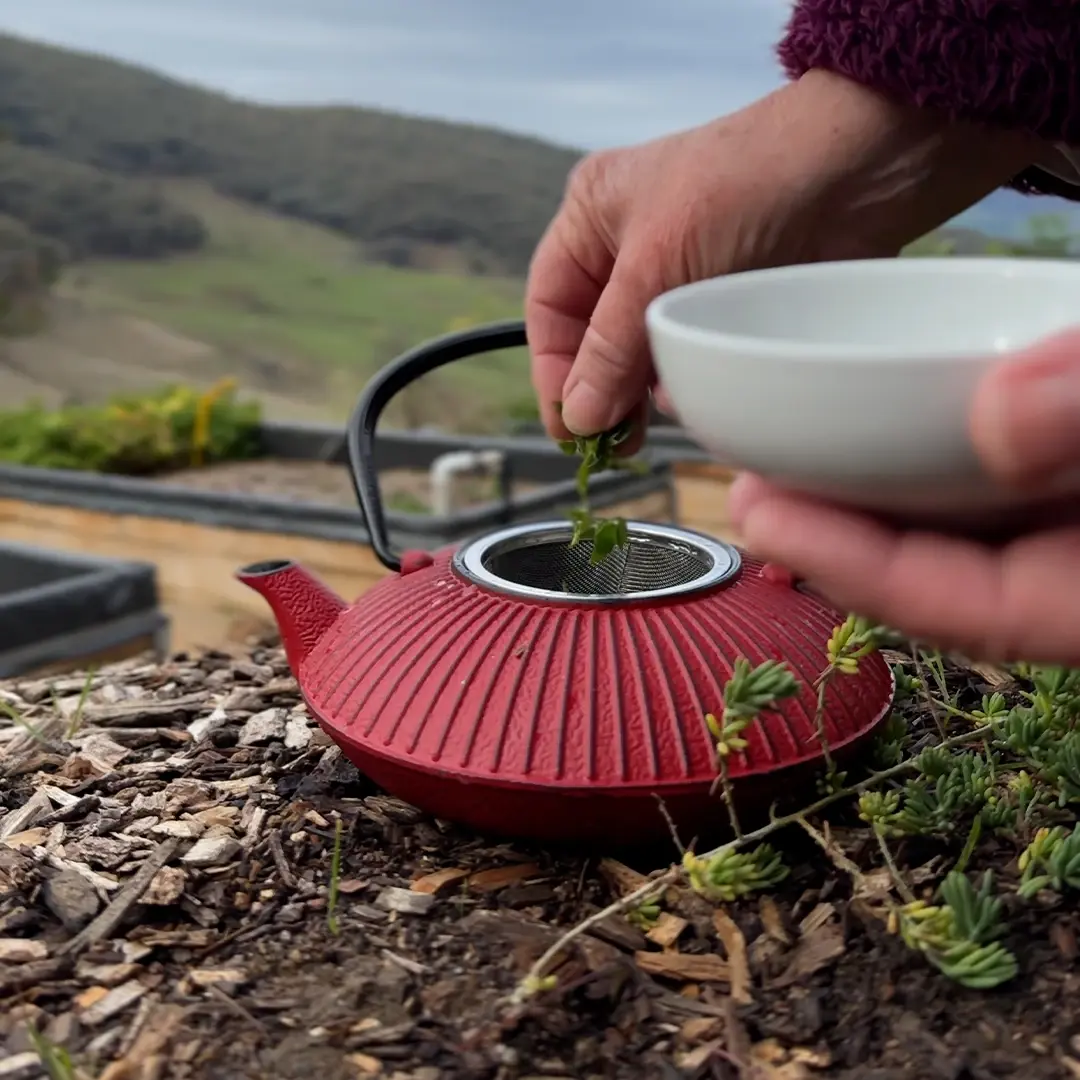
[452, 520, 741, 604]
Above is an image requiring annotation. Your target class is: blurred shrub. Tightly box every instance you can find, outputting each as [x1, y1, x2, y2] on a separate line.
[0, 382, 262, 474]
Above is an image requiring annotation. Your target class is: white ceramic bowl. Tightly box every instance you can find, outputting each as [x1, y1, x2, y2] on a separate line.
[645, 257, 1080, 525]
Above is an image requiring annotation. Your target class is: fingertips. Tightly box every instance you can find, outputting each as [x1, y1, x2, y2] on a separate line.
[559, 252, 660, 436]
[525, 206, 610, 442]
[530, 354, 575, 439]
[541, 406, 573, 442]
[734, 489, 1008, 657]
[727, 468, 1080, 667]
[560, 332, 650, 435]
[734, 488, 927, 633]
[971, 325, 1080, 485]
[652, 384, 676, 419]
[726, 473, 775, 527]
[532, 369, 648, 445]
[737, 488, 896, 591]
[625, 400, 652, 455]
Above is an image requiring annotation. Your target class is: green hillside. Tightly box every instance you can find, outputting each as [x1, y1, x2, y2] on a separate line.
[0, 31, 1070, 436]
[54, 182, 532, 428]
[0, 33, 580, 275]
[0, 33, 566, 429]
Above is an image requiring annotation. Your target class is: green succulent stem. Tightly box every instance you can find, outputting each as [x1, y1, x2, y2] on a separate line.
[513, 616, 1080, 1004]
[707, 659, 801, 838]
[512, 718, 997, 1004]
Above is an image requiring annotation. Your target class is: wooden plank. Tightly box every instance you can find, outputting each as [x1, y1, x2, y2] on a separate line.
[21, 633, 159, 679]
[671, 461, 736, 482]
[605, 489, 673, 524]
[0, 499, 390, 655]
[0, 486, 678, 657]
[672, 470, 740, 544]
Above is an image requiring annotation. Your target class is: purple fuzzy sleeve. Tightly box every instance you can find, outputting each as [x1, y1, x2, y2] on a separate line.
[777, 0, 1080, 201]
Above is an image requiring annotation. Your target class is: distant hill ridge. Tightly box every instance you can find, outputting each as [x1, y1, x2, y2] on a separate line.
[955, 188, 1080, 242]
[0, 32, 581, 272]
[0, 31, 1077, 272]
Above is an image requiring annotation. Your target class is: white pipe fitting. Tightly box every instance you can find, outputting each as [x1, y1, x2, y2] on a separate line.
[429, 449, 507, 517]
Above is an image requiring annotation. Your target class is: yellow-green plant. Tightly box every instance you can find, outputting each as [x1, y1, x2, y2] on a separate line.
[1018, 825, 1080, 898]
[683, 844, 788, 902]
[514, 607, 1080, 1003]
[327, 817, 344, 936]
[626, 899, 662, 930]
[0, 382, 261, 475]
[707, 658, 800, 836]
[898, 871, 1017, 989]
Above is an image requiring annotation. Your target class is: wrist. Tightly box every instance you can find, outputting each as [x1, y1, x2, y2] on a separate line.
[773, 69, 1041, 255]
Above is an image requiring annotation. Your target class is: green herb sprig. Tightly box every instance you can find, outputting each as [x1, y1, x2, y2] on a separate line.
[557, 413, 635, 499]
[555, 406, 643, 566]
[1018, 824, 1080, 897]
[707, 658, 800, 837]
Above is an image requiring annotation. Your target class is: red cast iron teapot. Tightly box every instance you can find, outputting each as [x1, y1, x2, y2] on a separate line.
[237, 321, 894, 846]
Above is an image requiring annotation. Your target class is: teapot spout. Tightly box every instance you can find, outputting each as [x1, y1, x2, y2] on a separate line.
[236, 560, 347, 677]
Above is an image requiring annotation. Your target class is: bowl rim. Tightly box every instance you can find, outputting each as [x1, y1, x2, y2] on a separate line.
[645, 256, 1080, 363]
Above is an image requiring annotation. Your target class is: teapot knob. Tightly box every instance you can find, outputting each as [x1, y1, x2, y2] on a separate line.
[760, 562, 796, 588]
[400, 550, 435, 575]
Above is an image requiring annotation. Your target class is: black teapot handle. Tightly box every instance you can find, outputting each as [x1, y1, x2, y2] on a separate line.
[347, 319, 529, 572]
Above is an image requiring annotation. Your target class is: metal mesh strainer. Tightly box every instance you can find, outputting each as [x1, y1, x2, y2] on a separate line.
[453, 521, 741, 603]
[485, 535, 709, 595]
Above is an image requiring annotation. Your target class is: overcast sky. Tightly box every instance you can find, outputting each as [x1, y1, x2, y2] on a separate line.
[0, 0, 792, 148]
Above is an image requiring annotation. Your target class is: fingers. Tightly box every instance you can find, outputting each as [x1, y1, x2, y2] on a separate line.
[728, 476, 1080, 664]
[971, 326, 1080, 485]
[652, 385, 677, 420]
[525, 198, 614, 440]
[526, 145, 677, 440]
[557, 247, 660, 435]
[527, 221, 661, 439]
[734, 485, 998, 649]
[616, 399, 650, 456]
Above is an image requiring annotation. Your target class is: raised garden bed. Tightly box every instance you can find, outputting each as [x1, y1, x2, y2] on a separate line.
[0, 541, 167, 678]
[154, 457, 536, 514]
[0, 396, 676, 654]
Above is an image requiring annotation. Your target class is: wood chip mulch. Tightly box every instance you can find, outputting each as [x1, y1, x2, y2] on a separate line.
[1, 645, 1078, 1079]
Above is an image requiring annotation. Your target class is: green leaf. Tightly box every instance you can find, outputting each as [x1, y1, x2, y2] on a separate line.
[589, 519, 620, 565]
[557, 415, 639, 569]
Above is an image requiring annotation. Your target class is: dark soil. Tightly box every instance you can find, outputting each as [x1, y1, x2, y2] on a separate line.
[157, 459, 536, 514]
[1, 645, 1079, 1079]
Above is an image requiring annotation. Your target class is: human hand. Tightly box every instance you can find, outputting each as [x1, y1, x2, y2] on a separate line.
[728, 328, 1080, 665]
[525, 69, 1036, 440]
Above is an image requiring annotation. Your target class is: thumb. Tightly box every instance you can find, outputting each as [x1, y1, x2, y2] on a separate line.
[971, 327, 1080, 485]
[560, 247, 660, 435]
